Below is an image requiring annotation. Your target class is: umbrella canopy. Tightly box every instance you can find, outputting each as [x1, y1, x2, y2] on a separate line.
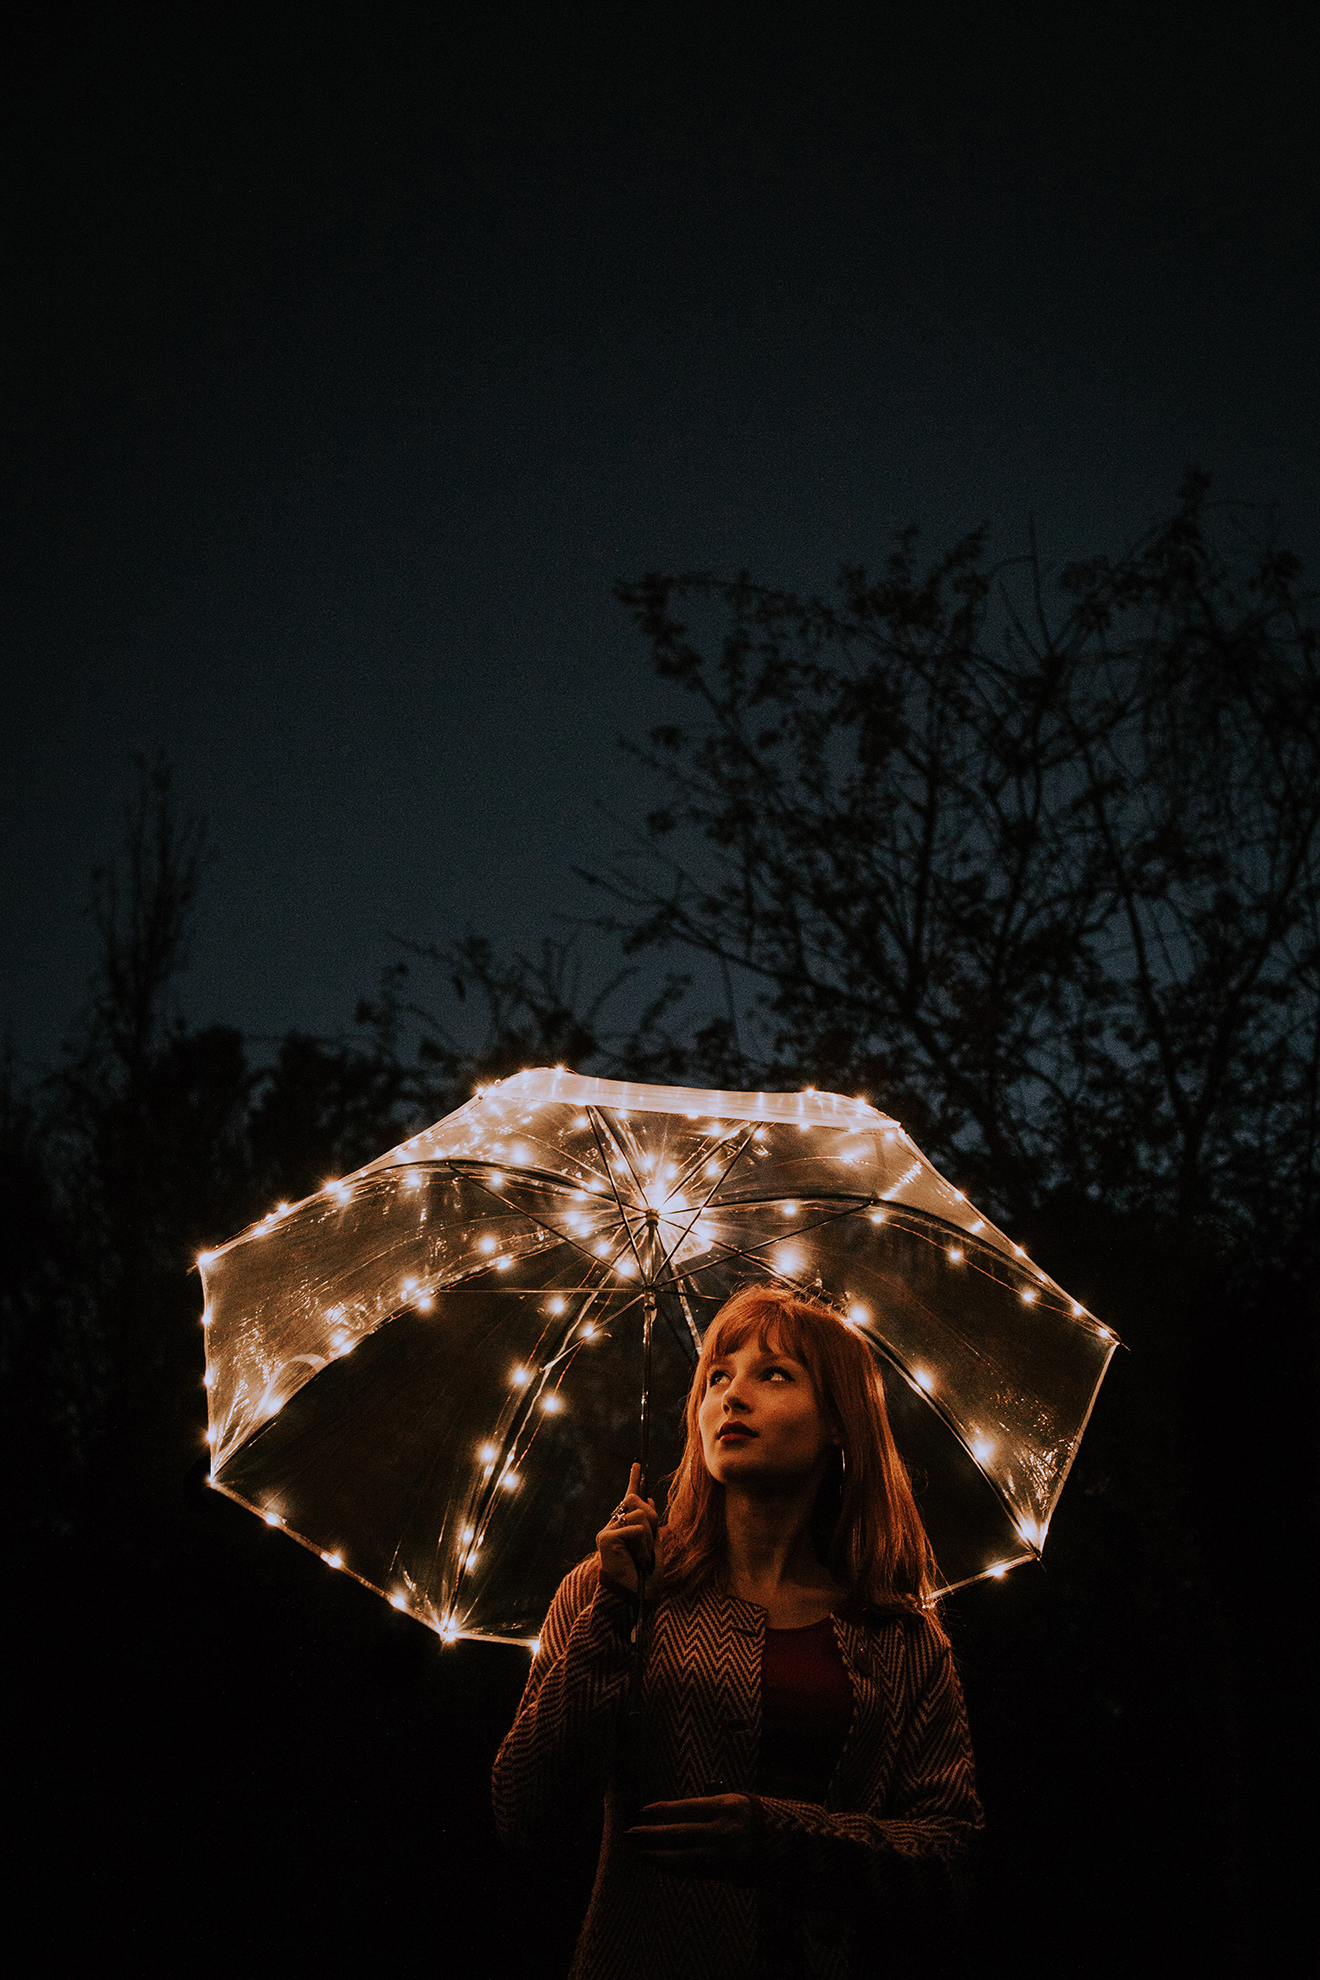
[199, 1068, 1118, 1644]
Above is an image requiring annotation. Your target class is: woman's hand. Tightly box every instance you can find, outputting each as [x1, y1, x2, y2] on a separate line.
[595, 1462, 658, 1594]
[624, 1795, 758, 1874]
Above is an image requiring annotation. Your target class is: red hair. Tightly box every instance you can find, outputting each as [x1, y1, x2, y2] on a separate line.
[661, 1285, 940, 1613]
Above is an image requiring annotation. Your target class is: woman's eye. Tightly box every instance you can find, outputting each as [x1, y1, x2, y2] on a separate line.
[763, 1367, 789, 1382]
[708, 1370, 728, 1388]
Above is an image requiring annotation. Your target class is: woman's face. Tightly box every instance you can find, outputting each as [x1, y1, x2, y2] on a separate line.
[697, 1331, 839, 1488]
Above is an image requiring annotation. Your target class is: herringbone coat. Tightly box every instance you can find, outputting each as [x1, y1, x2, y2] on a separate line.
[492, 1562, 982, 1980]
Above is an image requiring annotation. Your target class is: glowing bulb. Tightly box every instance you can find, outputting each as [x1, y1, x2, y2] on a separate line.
[868, 1209, 887, 1225]
[988, 1563, 1008, 1579]
[541, 1393, 563, 1414]
[780, 1201, 797, 1216]
[390, 1592, 407, 1610]
[1020, 1288, 1038, 1305]
[548, 1295, 566, 1314]
[479, 1236, 497, 1253]
[528, 1637, 541, 1656]
[264, 1510, 282, 1527]
[617, 1257, 636, 1276]
[462, 1526, 474, 1542]
[947, 1247, 963, 1263]
[416, 1292, 434, 1312]
[913, 1368, 933, 1392]
[496, 1255, 512, 1270]
[1071, 1302, 1084, 1317]
[1012, 1245, 1025, 1257]
[776, 1247, 804, 1274]
[1018, 1519, 1042, 1547]
[203, 1369, 214, 1387]
[969, 1219, 985, 1233]
[197, 1250, 215, 1267]
[479, 1442, 498, 1462]
[580, 1322, 597, 1339]
[847, 1304, 868, 1325]
[322, 1552, 343, 1570]
[501, 1471, 520, 1492]
[403, 1278, 417, 1293]
[490, 1172, 504, 1187]
[573, 1116, 588, 1128]
[971, 1436, 994, 1464]
[511, 1366, 531, 1388]
[704, 1161, 720, 1177]
[441, 1620, 459, 1643]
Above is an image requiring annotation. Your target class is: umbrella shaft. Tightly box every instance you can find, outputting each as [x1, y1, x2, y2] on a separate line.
[638, 1288, 655, 1483]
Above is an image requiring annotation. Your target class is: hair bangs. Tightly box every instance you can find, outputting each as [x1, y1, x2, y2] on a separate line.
[702, 1296, 819, 1372]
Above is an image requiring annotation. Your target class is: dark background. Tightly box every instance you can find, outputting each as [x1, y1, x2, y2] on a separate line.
[5, 7, 1316, 1976]
[5, 3, 1318, 1072]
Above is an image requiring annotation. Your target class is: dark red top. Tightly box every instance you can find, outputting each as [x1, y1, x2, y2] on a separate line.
[756, 1614, 854, 1805]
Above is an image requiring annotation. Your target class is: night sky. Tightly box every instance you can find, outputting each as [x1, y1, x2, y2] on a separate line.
[6, 6, 1318, 1078]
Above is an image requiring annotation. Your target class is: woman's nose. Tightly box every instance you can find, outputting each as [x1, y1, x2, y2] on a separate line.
[722, 1386, 750, 1413]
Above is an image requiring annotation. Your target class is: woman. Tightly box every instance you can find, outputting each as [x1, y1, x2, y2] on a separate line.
[492, 1285, 982, 1979]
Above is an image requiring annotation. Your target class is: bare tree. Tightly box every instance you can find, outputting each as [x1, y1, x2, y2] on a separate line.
[51, 759, 249, 1523]
[593, 475, 1320, 1251]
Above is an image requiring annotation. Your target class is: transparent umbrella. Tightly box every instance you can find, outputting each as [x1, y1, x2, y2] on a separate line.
[199, 1068, 1118, 1645]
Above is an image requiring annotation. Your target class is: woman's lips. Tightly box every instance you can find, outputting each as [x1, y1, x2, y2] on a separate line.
[718, 1424, 756, 1441]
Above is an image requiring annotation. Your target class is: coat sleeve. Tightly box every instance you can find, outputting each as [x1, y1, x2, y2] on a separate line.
[751, 1634, 983, 1922]
[490, 1559, 636, 1847]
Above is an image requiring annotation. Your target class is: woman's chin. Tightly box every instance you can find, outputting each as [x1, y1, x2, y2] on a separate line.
[706, 1447, 812, 1490]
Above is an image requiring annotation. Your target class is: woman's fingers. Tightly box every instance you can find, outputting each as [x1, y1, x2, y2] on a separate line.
[624, 1796, 754, 1862]
[638, 1797, 750, 1822]
[594, 1468, 660, 1590]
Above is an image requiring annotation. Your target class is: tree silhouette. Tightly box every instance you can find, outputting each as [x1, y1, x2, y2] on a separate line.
[595, 474, 1320, 1264]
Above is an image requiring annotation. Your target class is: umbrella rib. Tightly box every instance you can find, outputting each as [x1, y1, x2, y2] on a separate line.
[654, 1197, 869, 1290]
[862, 1333, 1045, 1562]
[650, 1126, 761, 1282]
[587, 1109, 656, 1280]
[438, 1158, 639, 1282]
[586, 1109, 641, 1213]
[704, 1189, 873, 1208]
[672, 1283, 705, 1356]
[696, 1125, 760, 1208]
